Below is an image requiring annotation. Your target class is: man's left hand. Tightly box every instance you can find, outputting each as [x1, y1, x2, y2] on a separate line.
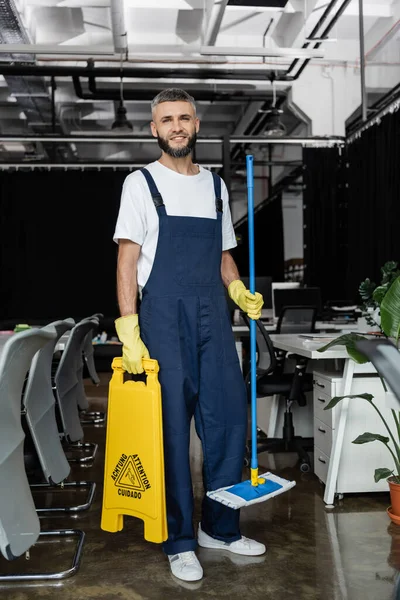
[228, 279, 264, 320]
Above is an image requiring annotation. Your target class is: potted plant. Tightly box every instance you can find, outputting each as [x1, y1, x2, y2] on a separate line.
[317, 263, 400, 521]
[358, 261, 400, 331]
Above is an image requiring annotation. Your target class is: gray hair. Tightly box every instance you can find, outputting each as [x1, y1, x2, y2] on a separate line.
[151, 88, 196, 116]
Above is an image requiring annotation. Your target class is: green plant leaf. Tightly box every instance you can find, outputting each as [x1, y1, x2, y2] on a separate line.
[324, 393, 374, 411]
[372, 285, 388, 305]
[381, 261, 398, 282]
[380, 276, 400, 339]
[317, 333, 369, 363]
[352, 432, 390, 445]
[374, 468, 394, 483]
[359, 278, 376, 302]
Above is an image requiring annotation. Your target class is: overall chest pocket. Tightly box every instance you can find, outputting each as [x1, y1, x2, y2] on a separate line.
[171, 226, 221, 286]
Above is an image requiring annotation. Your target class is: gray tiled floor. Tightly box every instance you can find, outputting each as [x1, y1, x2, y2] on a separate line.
[1, 374, 399, 600]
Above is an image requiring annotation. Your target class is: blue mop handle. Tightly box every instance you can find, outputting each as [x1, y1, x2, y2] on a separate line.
[246, 155, 258, 475]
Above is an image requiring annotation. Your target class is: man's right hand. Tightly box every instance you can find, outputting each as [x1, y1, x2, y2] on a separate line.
[115, 314, 150, 374]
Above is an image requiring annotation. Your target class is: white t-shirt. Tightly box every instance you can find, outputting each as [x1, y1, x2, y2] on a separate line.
[113, 161, 237, 289]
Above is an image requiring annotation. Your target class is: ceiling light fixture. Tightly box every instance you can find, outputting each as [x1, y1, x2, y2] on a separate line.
[111, 51, 133, 133]
[259, 74, 286, 137]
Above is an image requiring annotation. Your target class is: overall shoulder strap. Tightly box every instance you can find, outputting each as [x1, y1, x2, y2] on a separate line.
[211, 172, 223, 213]
[140, 168, 164, 208]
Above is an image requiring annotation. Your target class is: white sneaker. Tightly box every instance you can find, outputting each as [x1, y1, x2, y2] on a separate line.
[198, 523, 266, 556]
[168, 551, 203, 582]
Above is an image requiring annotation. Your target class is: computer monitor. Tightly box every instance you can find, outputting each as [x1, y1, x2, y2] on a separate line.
[273, 287, 322, 320]
[271, 282, 300, 320]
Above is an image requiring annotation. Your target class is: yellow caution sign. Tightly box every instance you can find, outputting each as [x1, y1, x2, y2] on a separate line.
[101, 357, 167, 544]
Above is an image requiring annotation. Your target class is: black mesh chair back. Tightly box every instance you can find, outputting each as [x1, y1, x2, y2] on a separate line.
[242, 314, 276, 377]
[78, 318, 100, 409]
[83, 313, 103, 385]
[277, 306, 317, 334]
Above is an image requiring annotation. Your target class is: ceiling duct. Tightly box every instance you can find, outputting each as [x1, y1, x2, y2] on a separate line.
[0, 0, 70, 159]
[110, 0, 128, 54]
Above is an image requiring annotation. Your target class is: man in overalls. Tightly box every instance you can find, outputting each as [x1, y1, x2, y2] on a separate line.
[113, 88, 265, 582]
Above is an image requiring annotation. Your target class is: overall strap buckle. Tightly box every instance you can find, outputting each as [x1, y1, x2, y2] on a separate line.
[141, 168, 165, 208]
[211, 172, 223, 213]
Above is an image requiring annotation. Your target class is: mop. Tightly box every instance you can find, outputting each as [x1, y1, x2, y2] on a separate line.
[207, 155, 296, 510]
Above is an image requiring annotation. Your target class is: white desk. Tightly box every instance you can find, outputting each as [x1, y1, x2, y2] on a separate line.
[267, 334, 381, 506]
[233, 321, 356, 335]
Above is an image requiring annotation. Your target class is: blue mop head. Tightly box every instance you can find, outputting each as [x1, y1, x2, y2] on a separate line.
[207, 472, 296, 510]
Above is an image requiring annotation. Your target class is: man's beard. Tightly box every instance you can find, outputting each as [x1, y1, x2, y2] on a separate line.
[157, 131, 197, 158]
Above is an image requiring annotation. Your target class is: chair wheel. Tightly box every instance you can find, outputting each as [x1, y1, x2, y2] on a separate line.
[300, 461, 311, 473]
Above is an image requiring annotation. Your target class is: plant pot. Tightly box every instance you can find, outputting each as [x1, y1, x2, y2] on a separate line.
[388, 477, 400, 523]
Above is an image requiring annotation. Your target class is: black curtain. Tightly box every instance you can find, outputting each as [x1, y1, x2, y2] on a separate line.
[302, 147, 348, 304]
[231, 194, 284, 281]
[346, 108, 400, 300]
[0, 171, 125, 323]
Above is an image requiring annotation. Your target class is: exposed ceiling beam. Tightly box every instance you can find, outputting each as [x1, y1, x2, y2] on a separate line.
[200, 45, 325, 58]
[364, 1, 400, 61]
[0, 135, 345, 145]
[204, 0, 229, 46]
[0, 44, 115, 55]
[343, 3, 392, 18]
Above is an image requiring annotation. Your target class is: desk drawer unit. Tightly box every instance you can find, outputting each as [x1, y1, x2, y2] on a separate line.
[312, 371, 394, 494]
[313, 373, 336, 396]
[314, 447, 330, 483]
[313, 391, 336, 429]
[314, 418, 333, 456]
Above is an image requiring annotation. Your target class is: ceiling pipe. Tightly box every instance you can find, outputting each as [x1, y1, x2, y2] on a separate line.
[73, 76, 287, 103]
[292, 0, 353, 79]
[287, 0, 341, 75]
[0, 63, 295, 81]
[358, 0, 367, 122]
[110, 0, 128, 54]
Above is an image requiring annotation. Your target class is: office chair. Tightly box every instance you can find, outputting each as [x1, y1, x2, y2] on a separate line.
[274, 306, 317, 379]
[276, 305, 317, 334]
[243, 314, 314, 472]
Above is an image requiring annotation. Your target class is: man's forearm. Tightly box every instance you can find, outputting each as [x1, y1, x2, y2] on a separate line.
[117, 241, 140, 316]
[221, 250, 240, 289]
[117, 263, 138, 315]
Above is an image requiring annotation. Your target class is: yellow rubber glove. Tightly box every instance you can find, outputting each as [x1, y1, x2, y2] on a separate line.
[228, 279, 264, 320]
[115, 314, 150, 375]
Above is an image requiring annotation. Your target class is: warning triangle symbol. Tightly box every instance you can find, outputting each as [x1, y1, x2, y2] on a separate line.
[115, 457, 146, 492]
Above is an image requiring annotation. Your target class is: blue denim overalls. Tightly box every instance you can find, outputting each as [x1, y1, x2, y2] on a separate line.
[139, 167, 247, 555]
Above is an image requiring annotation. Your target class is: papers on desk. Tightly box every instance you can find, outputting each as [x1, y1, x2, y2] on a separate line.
[299, 333, 339, 343]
